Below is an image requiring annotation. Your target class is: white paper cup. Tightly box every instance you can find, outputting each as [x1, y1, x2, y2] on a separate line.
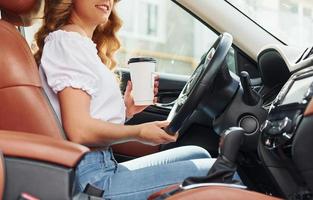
[128, 57, 156, 106]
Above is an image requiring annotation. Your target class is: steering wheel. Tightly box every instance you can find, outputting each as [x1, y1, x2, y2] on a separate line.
[165, 33, 233, 135]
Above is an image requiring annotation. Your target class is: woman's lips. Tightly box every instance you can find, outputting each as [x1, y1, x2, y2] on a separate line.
[95, 4, 110, 12]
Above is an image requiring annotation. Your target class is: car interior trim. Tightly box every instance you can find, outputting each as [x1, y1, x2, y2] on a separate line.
[0, 130, 89, 168]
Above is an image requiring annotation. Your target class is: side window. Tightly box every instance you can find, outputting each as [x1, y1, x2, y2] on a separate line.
[118, 0, 166, 42]
[116, 0, 218, 76]
[24, 22, 42, 53]
[23, 0, 222, 77]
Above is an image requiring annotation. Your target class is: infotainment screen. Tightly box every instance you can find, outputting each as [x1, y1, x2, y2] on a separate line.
[282, 76, 313, 105]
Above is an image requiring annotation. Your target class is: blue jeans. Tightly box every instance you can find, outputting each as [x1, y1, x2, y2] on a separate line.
[76, 146, 216, 200]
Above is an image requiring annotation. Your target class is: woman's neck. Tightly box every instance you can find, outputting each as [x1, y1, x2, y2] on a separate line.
[69, 12, 97, 38]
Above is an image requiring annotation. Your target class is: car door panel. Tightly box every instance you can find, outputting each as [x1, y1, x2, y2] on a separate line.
[113, 142, 161, 161]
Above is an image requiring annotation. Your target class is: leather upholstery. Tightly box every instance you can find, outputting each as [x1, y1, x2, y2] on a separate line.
[167, 186, 282, 200]
[0, 152, 4, 200]
[0, 20, 40, 88]
[0, 0, 36, 14]
[113, 141, 160, 157]
[0, 19, 66, 139]
[1, 10, 25, 26]
[0, 0, 44, 27]
[0, 130, 89, 167]
[149, 186, 282, 200]
[148, 184, 179, 200]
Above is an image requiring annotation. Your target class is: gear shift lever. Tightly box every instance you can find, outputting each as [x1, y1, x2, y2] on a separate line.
[219, 127, 245, 163]
[183, 127, 245, 186]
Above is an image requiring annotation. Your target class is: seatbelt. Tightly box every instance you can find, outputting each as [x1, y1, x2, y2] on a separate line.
[18, 193, 39, 200]
[83, 183, 105, 198]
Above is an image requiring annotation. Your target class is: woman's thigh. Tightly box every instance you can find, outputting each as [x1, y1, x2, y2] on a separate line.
[104, 158, 216, 200]
[119, 145, 211, 171]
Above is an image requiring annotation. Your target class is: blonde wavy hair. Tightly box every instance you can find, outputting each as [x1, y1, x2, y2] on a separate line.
[34, 0, 122, 70]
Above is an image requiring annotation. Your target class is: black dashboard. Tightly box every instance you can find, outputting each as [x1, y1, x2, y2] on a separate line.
[256, 48, 313, 199]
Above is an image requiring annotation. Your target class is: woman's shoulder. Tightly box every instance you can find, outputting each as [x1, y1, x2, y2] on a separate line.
[45, 26, 95, 48]
[42, 28, 100, 65]
[60, 24, 88, 37]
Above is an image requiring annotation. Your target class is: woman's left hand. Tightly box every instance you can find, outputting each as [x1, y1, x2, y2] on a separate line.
[124, 75, 159, 119]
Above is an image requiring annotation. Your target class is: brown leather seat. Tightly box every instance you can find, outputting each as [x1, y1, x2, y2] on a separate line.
[0, 151, 4, 200]
[149, 185, 282, 200]
[0, 0, 36, 14]
[0, 1, 90, 198]
[0, 0, 66, 140]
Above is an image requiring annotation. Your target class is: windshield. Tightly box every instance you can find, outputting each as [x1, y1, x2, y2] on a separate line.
[227, 0, 313, 48]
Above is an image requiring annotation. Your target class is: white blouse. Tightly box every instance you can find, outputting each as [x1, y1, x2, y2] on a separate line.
[39, 30, 126, 124]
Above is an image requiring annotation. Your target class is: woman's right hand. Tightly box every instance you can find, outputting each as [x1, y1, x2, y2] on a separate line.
[136, 121, 178, 146]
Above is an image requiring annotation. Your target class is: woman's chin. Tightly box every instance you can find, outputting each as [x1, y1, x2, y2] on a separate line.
[94, 16, 109, 25]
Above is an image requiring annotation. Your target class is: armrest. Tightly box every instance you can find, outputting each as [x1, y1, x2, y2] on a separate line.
[169, 186, 282, 200]
[149, 185, 282, 200]
[0, 130, 89, 167]
[0, 152, 4, 200]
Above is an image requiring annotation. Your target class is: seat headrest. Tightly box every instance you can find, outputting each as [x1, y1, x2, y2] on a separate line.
[0, 0, 43, 27]
[0, 0, 36, 14]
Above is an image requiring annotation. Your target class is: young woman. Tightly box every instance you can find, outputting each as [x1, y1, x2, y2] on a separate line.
[35, 0, 216, 199]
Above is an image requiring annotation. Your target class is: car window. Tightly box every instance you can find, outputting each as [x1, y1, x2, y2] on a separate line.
[24, 22, 41, 52]
[23, 0, 219, 76]
[116, 0, 218, 75]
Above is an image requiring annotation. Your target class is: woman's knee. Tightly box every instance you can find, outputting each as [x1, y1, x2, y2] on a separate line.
[182, 145, 211, 159]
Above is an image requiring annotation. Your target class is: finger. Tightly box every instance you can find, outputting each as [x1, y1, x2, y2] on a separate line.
[161, 133, 177, 142]
[156, 120, 170, 128]
[153, 97, 158, 104]
[173, 132, 179, 140]
[124, 81, 132, 96]
[128, 81, 133, 90]
[154, 81, 159, 88]
[154, 88, 158, 96]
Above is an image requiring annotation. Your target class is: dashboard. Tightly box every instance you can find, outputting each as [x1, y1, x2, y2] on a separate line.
[279, 66, 313, 105]
[282, 75, 313, 105]
[256, 46, 313, 198]
[261, 66, 313, 150]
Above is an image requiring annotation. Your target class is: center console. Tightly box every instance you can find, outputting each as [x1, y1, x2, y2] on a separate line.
[259, 66, 313, 199]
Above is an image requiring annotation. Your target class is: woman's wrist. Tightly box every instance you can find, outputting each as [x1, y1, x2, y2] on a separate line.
[128, 124, 142, 140]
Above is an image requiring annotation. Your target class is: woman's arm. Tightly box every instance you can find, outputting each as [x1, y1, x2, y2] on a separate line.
[58, 88, 176, 146]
